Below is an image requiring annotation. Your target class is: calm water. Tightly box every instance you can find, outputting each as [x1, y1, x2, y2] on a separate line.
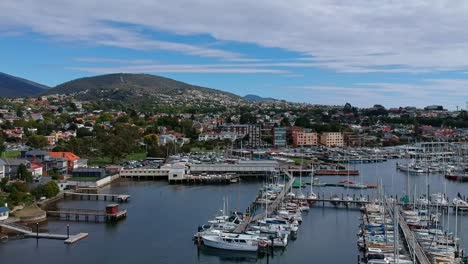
[1, 159, 468, 264]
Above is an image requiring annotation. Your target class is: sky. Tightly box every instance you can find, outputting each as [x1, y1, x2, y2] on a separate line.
[1, 0, 468, 109]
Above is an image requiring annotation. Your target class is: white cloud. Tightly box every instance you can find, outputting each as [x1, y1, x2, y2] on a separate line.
[69, 63, 289, 74]
[3, 1, 468, 72]
[299, 79, 468, 108]
[74, 57, 156, 64]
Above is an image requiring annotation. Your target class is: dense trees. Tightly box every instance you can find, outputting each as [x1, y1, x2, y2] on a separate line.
[1, 182, 34, 207]
[17, 164, 33, 183]
[0, 134, 5, 156]
[27, 135, 48, 149]
[32, 181, 60, 199]
[295, 116, 311, 128]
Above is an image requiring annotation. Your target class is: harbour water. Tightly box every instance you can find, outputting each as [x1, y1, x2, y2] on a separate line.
[1, 159, 468, 263]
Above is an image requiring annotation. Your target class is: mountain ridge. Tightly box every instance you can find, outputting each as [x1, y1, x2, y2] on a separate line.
[43, 73, 241, 103]
[244, 94, 277, 102]
[0, 72, 49, 97]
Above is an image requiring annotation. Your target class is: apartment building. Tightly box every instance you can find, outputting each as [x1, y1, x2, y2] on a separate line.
[320, 132, 344, 147]
[292, 131, 318, 147]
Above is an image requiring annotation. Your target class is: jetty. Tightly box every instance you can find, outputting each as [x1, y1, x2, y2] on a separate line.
[0, 222, 88, 244]
[47, 204, 127, 222]
[63, 192, 130, 202]
[233, 170, 295, 233]
[169, 174, 240, 184]
[385, 203, 432, 264]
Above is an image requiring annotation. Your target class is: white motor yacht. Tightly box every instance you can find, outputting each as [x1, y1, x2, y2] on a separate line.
[202, 233, 259, 252]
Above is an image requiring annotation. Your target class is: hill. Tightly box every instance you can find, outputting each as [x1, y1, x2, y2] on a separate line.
[244, 94, 276, 102]
[44, 74, 241, 106]
[0, 72, 49, 97]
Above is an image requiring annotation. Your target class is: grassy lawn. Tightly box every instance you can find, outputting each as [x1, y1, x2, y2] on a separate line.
[12, 204, 45, 218]
[1, 150, 20, 158]
[126, 152, 147, 160]
[69, 177, 101, 182]
[87, 152, 147, 166]
[88, 157, 112, 166]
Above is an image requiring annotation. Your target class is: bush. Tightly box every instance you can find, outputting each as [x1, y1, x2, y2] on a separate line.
[32, 181, 60, 199]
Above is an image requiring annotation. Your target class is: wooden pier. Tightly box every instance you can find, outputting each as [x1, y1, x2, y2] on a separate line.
[169, 174, 240, 185]
[233, 170, 295, 233]
[0, 222, 88, 244]
[63, 192, 131, 203]
[385, 203, 432, 264]
[47, 206, 127, 223]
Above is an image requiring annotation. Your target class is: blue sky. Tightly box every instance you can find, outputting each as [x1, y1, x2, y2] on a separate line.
[2, 0, 468, 109]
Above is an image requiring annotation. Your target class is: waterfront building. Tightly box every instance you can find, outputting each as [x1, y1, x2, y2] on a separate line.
[272, 127, 287, 148]
[320, 132, 344, 147]
[189, 160, 278, 176]
[293, 131, 318, 147]
[49, 152, 81, 173]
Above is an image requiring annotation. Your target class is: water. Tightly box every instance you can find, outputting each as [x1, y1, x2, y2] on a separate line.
[1, 159, 468, 263]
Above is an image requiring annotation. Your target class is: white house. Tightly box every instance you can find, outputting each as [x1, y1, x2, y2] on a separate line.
[0, 204, 9, 221]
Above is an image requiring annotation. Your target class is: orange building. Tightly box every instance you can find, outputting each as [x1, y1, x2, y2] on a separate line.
[292, 131, 318, 147]
[320, 132, 344, 147]
[49, 152, 80, 173]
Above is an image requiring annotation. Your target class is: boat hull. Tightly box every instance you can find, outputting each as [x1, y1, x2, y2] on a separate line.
[202, 236, 258, 252]
[445, 174, 468, 182]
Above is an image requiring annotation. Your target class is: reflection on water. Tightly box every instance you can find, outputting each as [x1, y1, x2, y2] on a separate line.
[198, 246, 260, 263]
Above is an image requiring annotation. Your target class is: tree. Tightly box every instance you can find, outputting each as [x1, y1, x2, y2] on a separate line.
[102, 135, 128, 163]
[77, 127, 94, 138]
[17, 163, 33, 183]
[48, 168, 61, 180]
[0, 178, 8, 191]
[0, 135, 5, 156]
[295, 116, 311, 128]
[240, 113, 256, 124]
[27, 135, 48, 149]
[32, 181, 60, 199]
[147, 144, 170, 158]
[144, 134, 159, 146]
[280, 117, 291, 127]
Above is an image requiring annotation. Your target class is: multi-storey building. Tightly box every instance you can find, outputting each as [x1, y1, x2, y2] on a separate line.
[272, 127, 287, 148]
[219, 124, 262, 147]
[292, 131, 318, 147]
[320, 132, 344, 147]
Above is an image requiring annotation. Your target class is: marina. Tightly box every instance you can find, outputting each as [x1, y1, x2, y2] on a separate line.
[2, 159, 468, 264]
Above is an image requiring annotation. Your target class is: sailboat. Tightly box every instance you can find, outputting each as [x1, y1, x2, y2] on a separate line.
[307, 166, 318, 202]
[296, 151, 305, 200]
